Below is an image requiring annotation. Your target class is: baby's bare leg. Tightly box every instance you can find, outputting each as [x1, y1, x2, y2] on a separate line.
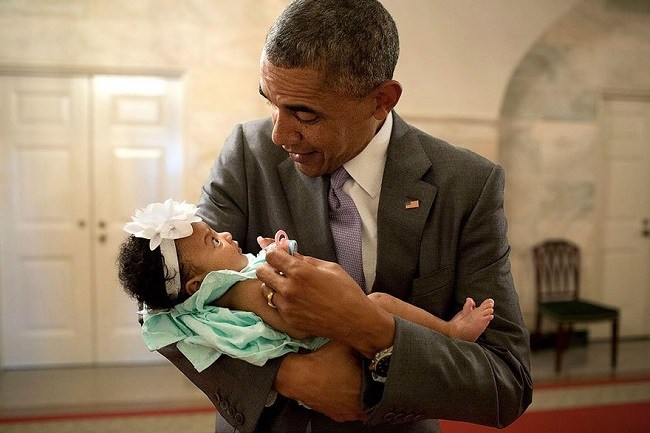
[448, 297, 495, 342]
[367, 292, 455, 338]
[367, 292, 494, 342]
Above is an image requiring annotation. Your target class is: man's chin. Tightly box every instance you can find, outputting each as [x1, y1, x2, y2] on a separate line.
[294, 162, 326, 178]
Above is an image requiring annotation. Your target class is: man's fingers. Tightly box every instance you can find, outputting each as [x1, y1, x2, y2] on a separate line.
[256, 262, 284, 291]
[263, 248, 300, 273]
[257, 250, 319, 293]
[261, 283, 279, 309]
[297, 253, 346, 277]
[260, 282, 274, 299]
[298, 254, 328, 267]
[267, 248, 332, 271]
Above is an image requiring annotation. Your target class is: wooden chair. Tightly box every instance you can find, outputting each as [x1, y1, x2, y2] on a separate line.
[533, 239, 619, 373]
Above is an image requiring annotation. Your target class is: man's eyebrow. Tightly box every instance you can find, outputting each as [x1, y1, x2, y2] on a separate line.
[286, 103, 317, 114]
[258, 85, 317, 114]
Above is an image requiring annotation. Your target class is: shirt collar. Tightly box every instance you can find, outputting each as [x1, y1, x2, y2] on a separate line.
[344, 111, 392, 198]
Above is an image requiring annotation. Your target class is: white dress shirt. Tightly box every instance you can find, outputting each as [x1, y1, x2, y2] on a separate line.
[342, 112, 393, 292]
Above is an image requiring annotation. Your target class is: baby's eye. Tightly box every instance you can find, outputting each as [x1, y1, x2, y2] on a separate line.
[212, 238, 220, 247]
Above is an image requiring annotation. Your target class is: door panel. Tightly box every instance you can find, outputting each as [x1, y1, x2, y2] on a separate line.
[599, 97, 650, 338]
[0, 76, 93, 367]
[1, 74, 183, 367]
[92, 76, 182, 363]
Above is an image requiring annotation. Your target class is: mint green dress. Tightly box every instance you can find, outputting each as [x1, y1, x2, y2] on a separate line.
[141, 246, 328, 372]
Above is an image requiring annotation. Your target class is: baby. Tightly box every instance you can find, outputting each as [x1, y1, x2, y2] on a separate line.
[118, 199, 495, 371]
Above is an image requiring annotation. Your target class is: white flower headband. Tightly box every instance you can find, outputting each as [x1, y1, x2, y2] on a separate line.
[124, 198, 202, 300]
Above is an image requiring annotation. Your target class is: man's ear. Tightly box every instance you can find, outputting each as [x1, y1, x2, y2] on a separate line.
[372, 80, 402, 120]
[184, 275, 203, 296]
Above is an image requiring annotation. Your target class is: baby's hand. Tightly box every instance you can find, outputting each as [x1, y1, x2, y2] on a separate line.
[257, 236, 275, 250]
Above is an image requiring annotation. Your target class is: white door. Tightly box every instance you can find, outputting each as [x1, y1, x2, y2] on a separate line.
[598, 96, 650, 338]
[92, 76, 182, 363]
[0, 76, 94, 366]
[0, 75, 183, 367]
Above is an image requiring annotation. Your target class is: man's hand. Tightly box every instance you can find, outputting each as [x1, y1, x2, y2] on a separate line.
[274, 341, 368, 422]
[256, 250, 395, 358]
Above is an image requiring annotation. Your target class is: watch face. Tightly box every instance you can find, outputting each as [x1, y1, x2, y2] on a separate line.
[375, 355, 390, 377]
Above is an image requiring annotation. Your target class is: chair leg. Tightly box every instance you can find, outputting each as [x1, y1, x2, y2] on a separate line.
[533, 311, 543, 351]
[555, 322, 567, 373]
[611, 317, 619, 369]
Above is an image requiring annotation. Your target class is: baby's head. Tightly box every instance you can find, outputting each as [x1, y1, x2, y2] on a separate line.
[117, 199, 248, 310]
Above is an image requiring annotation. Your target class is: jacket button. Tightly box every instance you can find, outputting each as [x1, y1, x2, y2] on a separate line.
[235, 412, 245, 425]
[219, 399, 228, 411]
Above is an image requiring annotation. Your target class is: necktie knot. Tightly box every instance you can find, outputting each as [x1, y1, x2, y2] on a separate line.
[329, 167, 350, 209]
[330, 166, 350, 191]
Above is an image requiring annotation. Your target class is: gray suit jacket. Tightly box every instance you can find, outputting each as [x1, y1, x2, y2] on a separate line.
[195, 112, 532, 432]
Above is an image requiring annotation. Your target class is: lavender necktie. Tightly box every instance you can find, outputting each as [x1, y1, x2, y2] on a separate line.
[328, 167, 366, 288]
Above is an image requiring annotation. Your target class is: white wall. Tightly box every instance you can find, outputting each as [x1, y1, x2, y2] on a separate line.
[384, 0, 580, 119]
[0, 0, 581, 198]
[499, 0, 650, 334]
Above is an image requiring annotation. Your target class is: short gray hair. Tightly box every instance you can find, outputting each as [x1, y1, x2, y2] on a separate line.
[263, 0, 399, 98]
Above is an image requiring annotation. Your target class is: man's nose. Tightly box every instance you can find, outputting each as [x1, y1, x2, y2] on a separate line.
[221, 232, 233, 243]
[271, 110, 301, 147]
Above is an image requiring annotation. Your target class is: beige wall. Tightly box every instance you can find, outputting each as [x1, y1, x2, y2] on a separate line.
[0, 0, 580, 201]
[499, 0, 650, 332]
[384, 0, 579, 119]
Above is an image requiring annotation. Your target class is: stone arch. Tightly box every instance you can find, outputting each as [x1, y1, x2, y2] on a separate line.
[497, 0, 650, 324]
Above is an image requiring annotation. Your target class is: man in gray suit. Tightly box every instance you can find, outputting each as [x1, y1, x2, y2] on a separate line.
[196, 0, 532, 431]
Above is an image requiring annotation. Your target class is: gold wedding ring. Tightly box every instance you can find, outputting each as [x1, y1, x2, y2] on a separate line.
[267, 291, 277, 309]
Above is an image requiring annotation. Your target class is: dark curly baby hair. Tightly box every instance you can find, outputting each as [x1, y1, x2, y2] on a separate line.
[117, 235, 189, 310]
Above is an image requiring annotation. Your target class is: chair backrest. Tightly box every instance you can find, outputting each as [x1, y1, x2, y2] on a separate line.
[533, 239, 581, 302]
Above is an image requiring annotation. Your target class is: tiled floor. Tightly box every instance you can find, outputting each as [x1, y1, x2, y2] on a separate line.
[0, 362, 209, 417]
[530, 338, 649, 383]
[0, 339, 648, 418]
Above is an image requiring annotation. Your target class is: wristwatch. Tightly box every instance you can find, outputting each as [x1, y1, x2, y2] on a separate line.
[369, 346, 393, 383]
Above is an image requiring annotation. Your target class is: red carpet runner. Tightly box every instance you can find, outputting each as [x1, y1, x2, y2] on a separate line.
[440, 402, 649, 433]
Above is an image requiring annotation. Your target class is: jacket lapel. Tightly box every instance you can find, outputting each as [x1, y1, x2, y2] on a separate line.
[277, 158, 337, 261]
[274, 114, 437, 297]
[374, 115, 437, 299]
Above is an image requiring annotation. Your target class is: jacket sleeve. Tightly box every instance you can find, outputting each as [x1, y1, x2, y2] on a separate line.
[365, 165, 533, 428]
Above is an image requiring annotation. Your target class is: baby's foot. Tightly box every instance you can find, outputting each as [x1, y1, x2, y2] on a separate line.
[449, 298, 495, 342]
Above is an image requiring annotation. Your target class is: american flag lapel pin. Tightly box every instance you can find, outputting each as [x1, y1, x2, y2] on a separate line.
[405, 199, 420, 209]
